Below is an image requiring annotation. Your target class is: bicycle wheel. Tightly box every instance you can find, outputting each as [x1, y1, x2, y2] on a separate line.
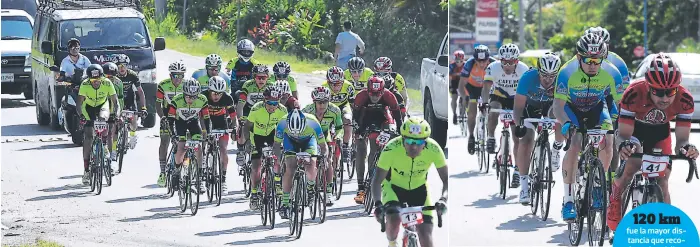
[319, 166, 328, 223]
[587, 159, 607, 246]
[166, 144, 177, 197]
[95, 139, 104, 195]
[104, 143, 113, 187]
[294, 174, 306, 239]
[189, 155, 200, 216]
[117, 126, 127, 174]
[89, 141, 97, 193]
[530, 146, 540, 215]
[266, 167, 276, 229]
[309, 171, 319, 220]
[568, 160, 585, 246]
[335, 145, 345, 201]
[244, 164, 252, 198]
[539, 144, 553, 221]
[206, 147, 215, 203]
[348, 143, 356, 179]
[213, 147, 222, 206]
[289, 175, 298, 236]
[260, 168, 269, 226]
[178, 163, 188, 213]
[499, 140, 509, 200]
[363, 167, 374, 215]
[642, 184, 663, 204]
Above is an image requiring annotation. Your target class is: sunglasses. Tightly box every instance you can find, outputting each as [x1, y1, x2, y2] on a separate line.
[89, 78, 101, 82]
[256, 76, 268, 80]
[117, 63, 127, 68]
[275, 74, 288, 79]
[539, 72, 557, 79]
[212, 92, 224, 96]
[650, 87, 678, 97]
[266, 100, 279, 106]
[581, 57, 603, 65]
[171, 74, 184, 79]
[350, 70, 362, 74]
[185, 95, 198, 100]
[207, 67, 220, 71]
[501, 59, 518, 66]
[404, 138, 427, 145]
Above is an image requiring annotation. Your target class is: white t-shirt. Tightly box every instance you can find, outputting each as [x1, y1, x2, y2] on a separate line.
[59, 54, 91, 77]
[485, 61, 530, 97]
[335, 31, 365, 60]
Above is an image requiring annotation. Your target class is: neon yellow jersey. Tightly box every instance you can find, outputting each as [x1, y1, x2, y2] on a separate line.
[378, 137, 446, 190]
[321, 80, 355, 109]
[78, 77, 116, 107]
[247, 101, 288, 136]
[268, 75, 298, 92]
[301, 103, 343, 134]
[554, 58, 623, 112]
[343, 67, 374, 90]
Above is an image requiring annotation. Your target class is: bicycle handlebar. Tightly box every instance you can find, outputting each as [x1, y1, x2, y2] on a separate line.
[629, 153, 699, 183]
[379, 204, 443, 233]
[563, 126, 615, 151]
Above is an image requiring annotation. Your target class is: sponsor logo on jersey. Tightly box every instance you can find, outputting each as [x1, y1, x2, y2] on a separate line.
[643, 108, 667, 124]
[178, 108, 199, 119]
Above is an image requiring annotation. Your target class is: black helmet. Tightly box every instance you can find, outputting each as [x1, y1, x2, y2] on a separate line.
[86, 64, 104, 79]
[347, 57, 366, 71]
[67, 38, 80, 48]
[102, 62, 118, 76]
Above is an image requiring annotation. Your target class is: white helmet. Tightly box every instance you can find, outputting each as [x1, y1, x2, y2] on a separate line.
[498, 43, 520, 60]
[585, 26, 610, 44]
[311, 86, 331, 102]
[168, 61, 186, 73]
[537, 52, 562, 74]
[275, 80, 291, 95]
[205, 54, 223, 68]
[182, 77, 201, 96]
[287, 109, 307, 135]
[208, 76, 227, 93]
[237, 39, 255, 62]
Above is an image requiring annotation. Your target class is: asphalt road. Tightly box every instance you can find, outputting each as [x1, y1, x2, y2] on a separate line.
[0, 49, 447, 247]
[447, 108, 700, 246]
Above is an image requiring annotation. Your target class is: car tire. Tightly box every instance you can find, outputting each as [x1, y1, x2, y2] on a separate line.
[49, 90, 62, 130]
[423, 90, 447, 149]
[24, 83, 34, 100]
[36, 83, 50, 126]
[142, 112, 156, 128]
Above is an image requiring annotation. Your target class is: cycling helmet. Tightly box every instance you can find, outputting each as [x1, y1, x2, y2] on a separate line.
[382, 74, 396, 90]
[367, 76, 385, 94]
[311, 86, 331, 102]
[347, 57, 366, 71]
[208, 76, 227, 92]
[237, 39, 255, 62]
[473, 45, 490, 60]
[326, 66, 344, 83]
[498, 44, 520, 60]
[252, 64, 269, 75]
[263, 87, 281, 101]
[182, 78, 202, 96]
[86, 64, 103, 79]
[645, 53, 682, 89]
[168, 61, 186, 73]
[205, 54, 223, 68]
[374, 57, 393, 72]
[400, 116, 431, 139]
[287, 109, 307, 135]
[576, 33, 607, 58]
[537, 52, 562, 74]
[273, 61, 291, 77]
[115, 54, 130, 65]
[275, 80, 291, 95]
[102, 62, 118, 76]
[585, 26, 610, 44]
[453, 50, 466, 61]
[67, 38, 80, 48]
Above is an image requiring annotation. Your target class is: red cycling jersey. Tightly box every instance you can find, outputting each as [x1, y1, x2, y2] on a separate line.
[352, 89, 402, 133]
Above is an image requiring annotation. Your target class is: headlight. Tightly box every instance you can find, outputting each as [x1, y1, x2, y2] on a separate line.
[138, 69, 157, 84]
[24, 55, 31, 67]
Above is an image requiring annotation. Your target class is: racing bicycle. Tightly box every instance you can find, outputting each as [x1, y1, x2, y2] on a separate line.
[178, 134, 202, 216]
[289, 152, 312, 239]
[477, 100, 490, 173]
[260, 144, 277, 229]
[491, 109, 515, 200]
[524, 117, 557, 221]
[89, 119, 110, 194]
[378, 203, 444, 247]
[204, 129, 231, 206]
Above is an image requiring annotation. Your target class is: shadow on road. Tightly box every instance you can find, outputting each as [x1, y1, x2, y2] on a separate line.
[105, 193, 166, 203]
[449, 170, 486, 179]
[1, 98, 34, 109]
[326, 204, 362, 213]
[213, 209, 257, 218]
[1, 124, 64, 137]
[146, 206, 181, 213]
[118, 211, 188, 222]
[196, 222, 284, 237]
[26, 191, 91, 201]
[546, 229, 593, 246]
[141, 184, 161, 189]
[17, 143, 76, 151]
[322, 211, 367, 222]
[496, 213, 567, 232]
[59, 175, 82, 180]
[38, 184, 87, 193]
[465, 193, 518, 209]
[226, 235, 295, 245]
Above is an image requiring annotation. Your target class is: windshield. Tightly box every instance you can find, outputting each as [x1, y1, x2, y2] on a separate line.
[670, 53, 700, 75]
[1, 0, 37, 20]
[1, 16, 32, 40]
[59, 18, 151, 50]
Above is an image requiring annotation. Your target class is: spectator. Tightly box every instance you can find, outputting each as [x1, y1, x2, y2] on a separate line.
[335, 21, 365, 70]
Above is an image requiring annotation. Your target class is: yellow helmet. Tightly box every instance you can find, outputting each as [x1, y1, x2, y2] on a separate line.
[400, 117, 431, 139]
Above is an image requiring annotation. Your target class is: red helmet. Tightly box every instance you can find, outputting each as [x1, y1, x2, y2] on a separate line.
[367, 76, 385, 94]
[453, 50, 466, 61]
[645, 53, 682, 89]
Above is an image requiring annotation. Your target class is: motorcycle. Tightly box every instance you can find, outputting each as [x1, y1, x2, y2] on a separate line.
[50, 65, 85, 146]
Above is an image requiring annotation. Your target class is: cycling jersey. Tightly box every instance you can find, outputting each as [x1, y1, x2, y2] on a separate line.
[226, 57, 261, 89]
[191, 69, 233, 93]
[156, 78, 184, 109]
[79, 78, 117, 107]
[238, 79, 274, 118]
[460, 57, 496, 87]
[108, 77, 125, 108]
[202, 90, 236, 130]
[515, 69, 555, 109]
[268, 74, 298, 93]
[115, 69, 140, 108]
[619, 80, 694, 127]
[274, 113, 326, 144]
[555, 58, 624, 112]
[167, 93, 209, 121]
[353, 89, 403, 133]
[247, 101, 288, 136]
[378, 136, 446, 190]
[378, 72, 407, 95]
[485, 60, 530, 98]
[322, 80, 356, 109]
[302, 103, 343, 138]
[607, 52, 630, 87]
[344, 67, 374, 90]
[449, 62, 463, 94]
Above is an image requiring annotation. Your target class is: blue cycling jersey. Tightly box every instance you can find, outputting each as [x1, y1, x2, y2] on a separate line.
[607, 51, 630, 87]
[555, 58, 624, 112]
[515, 69, 555, 108]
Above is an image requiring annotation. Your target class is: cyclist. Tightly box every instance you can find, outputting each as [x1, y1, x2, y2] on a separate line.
[322, 66, 354, 170]
[226, 39, 260, 101]
[77, 64, 119, 184]
[374, 57, 409, 109]
[459, 45, 497, 154]
[512, 52, 564, 204]
[553, 33, 623, 221]
[155, 61, 186, 187]
[352, 76, 403, 204]
[481, 43, 530, 188]
[372, 117, 448, 247]
[114, 54, 147, 150]
[203, 76, 238, 192]
[192, 54, 232, 93]
[235, 64, 274, 167]
[607, 53, 697, 232]
[450, 50, 466, 125]
[344, 57, 374, 91]
[102, 62, 125, 163]
[270, 61, 299, 98]
[167, 78, 209, 193]
[274, 109, 328, 219]
[275, 80, 300, 109]
[244, 87, 287, 210]
[380, 75, 408, 118]
[302, 86, 344, 206]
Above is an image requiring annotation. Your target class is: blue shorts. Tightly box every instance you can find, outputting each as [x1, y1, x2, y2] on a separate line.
[564, 101, 613, 131]
[283, 134, 319, 157]
[336, 55, 355, 70]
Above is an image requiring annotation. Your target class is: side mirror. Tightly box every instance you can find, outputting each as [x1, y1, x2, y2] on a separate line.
[41, 41, 53, 54]
[154, 37, 165, 51]
[437, 55, 448, 67]
[49, 65, 59, 72]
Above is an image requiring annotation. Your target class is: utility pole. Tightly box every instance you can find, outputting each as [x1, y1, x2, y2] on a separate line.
[644, 0, 648, 56]
[154, 0, 165, 21]
[182, 0, 187, 33]
[237, 0, 241, 41]
[538, 0, 542, 49]
[518, 0, 525, 47]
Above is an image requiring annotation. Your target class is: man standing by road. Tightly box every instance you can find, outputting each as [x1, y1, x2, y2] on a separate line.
[335, 21, 365, 70]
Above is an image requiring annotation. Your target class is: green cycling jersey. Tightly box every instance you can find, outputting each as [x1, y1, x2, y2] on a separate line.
[377, 137, 446, 190]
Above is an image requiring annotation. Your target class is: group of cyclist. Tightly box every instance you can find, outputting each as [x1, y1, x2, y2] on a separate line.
[450, 26, 697, 238]
[64, 37, 447, 247]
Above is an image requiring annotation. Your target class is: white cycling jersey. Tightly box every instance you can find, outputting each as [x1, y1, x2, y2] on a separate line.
[484, 61, 530, 98]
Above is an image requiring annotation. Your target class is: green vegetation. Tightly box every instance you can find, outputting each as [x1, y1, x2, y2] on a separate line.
[3, 240, 64, 247]
[407, 88, 423, 113]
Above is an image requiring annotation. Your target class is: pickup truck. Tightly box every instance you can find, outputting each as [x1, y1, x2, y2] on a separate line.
[420, 32, 449, 149]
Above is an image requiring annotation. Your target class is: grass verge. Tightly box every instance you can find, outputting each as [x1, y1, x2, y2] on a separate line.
[407, 88, 423, 113]
[3, 240, 64, 247]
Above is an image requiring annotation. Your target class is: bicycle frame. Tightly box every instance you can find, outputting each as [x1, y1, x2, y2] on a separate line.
[379, 203, 444, 247]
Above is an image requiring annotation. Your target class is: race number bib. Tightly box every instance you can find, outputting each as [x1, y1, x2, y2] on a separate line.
[589, 134, 604, 148]
[94, 120, 108, 133]
[539, 119, 556, 130]
[641, 155, 670, 178]
[400, 208, 424, 227]
[377, 131, 391, 146]
[499, 111, 514, 122]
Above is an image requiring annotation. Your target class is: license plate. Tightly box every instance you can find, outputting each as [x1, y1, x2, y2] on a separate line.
[1, 73, 14, 82]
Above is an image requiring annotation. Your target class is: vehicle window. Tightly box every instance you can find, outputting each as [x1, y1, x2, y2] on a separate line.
[58, 17, 150, 50]
[440, 34, 448, 56]
[670, 53, 700, 75]
[1, 15, 32, 40]
[634, 57, 650, 79]
[1, 0, 37, 20]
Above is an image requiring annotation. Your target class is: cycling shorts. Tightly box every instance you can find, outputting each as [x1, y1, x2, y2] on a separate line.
[83, 102, 110, 126]
[252, 132, 275, 159]
[465, 83, 482, 101]
[489, 94, 514, 110]
[175, 119, 203, 141]
[283, 135, 319, 157]
[564, 101, 612, 131]
[633, 122, 672, 155]
[160, 118, 171, 135]
[209, 116, 230, 142]
[123, 97, 137, 111]
[449, 78, 459, 94]
[382, 183, 434, 223]
[522, 103, 553, 130]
